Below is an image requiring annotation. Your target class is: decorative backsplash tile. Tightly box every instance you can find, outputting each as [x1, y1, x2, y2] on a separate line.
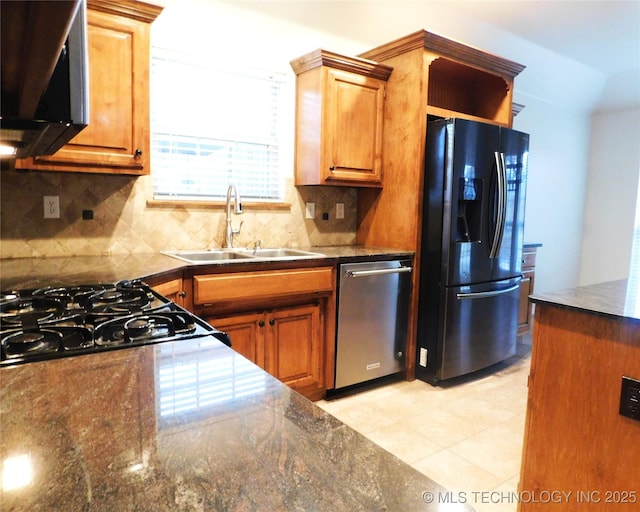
[0, 170, 357, 259]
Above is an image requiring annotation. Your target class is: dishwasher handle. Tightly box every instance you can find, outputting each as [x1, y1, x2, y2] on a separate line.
[347, 266, 413, 278]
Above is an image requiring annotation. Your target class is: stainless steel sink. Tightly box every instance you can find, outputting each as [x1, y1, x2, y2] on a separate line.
[163, 250, 256, 264]
[163, 248, 325, 264]
[235, 248, 326, 259]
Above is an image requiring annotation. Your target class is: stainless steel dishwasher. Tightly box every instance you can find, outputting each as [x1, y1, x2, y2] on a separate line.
[334, 259, 413, 389]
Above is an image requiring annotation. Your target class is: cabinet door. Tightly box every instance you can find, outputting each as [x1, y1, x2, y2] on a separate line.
[152, 278, 185, 306]
[205, 312, 265, 368]
[322, 68, 385, 186]
[16, 6, 153, 174]
[264, 304, 323, 396]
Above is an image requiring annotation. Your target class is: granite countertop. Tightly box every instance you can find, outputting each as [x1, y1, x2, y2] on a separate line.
[1, 245, 457, 511]
[531, 279, 640, 324]
[0, 337, 461, 511]
[0, 246, 413, 290]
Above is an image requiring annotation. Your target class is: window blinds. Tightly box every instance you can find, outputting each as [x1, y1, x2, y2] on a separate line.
[150, 48, 286, 202]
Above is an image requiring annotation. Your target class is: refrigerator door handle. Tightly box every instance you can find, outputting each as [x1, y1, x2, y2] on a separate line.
[489, 151, 507, 258]
[456, 283, 520, 300]
[347, 267, 413, 278]
[497, 152, 508, 252]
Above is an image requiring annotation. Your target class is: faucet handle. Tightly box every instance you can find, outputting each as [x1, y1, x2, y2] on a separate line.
[232, 220, 244, 236]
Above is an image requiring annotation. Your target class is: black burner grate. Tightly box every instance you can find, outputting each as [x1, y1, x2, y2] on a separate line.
[0, 280, 226, 365]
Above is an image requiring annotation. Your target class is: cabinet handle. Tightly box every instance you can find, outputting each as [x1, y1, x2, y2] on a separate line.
[329, 166, 335, 171]
[258, 320, 265, 327]
[134, 148, 143, 158]
[178, 291, 187, 298]
[269, 318, 275, 326]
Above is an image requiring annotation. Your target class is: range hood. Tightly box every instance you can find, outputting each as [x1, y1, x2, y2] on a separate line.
[0, 0, 89, 159]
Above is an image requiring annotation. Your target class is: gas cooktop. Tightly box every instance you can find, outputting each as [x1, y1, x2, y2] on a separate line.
[0, 280, 230, 366]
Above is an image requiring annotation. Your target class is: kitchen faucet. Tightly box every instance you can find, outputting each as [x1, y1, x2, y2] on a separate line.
[225, 184, 243, 248]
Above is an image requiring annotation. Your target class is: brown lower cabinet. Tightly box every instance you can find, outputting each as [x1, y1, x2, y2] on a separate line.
[191, 266, 335, 401]
[203, 303, 325, 401]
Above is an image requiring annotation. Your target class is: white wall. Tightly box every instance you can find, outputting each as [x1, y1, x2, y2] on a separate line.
[579, 108, 640, 285]
[512, 96, 591, 293]
[153, 0, 637, 293]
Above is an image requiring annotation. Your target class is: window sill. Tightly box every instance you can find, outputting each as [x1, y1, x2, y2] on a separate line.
[146, 199, 292, 211]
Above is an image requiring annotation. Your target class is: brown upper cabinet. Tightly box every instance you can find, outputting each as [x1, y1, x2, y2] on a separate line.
[16, 0, 163, 175]
[360, 30, 525, 127]
[354, 29, 526, 251]
[291, 50, 393, 187]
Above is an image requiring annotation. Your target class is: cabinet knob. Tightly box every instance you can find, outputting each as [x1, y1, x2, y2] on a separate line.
[329, 166, 335, 171]
[269, 318, 275, 326]
[179, 291, 187, 298]
[134, 148, 143, 158]
[258, 320, 265, 327]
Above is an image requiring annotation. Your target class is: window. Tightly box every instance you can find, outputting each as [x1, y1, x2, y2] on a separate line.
[626, 176, 640, 315]
[150, 48, 288, 202]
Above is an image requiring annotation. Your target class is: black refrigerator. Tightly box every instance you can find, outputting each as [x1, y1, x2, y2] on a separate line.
[416, 117, 529, 384]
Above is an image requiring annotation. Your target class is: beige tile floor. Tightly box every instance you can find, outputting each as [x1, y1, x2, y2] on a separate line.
[316, 336, 532, 512]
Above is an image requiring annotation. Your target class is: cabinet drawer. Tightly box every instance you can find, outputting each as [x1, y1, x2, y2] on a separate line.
[193, 267, 334, 305]
[521, 251, 536, 270]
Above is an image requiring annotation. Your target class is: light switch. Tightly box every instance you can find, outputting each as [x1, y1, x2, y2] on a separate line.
[336, 202, 345, 219]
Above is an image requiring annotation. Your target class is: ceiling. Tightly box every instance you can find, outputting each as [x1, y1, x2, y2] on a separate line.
[229, 0, 640, 85]
[447, 0, 640, 75]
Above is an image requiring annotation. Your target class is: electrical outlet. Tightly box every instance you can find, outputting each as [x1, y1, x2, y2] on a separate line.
[419, 348, 428, 367]
[43, 196, 60, 219]
[620, 376, 640, 421]
[336, 202, 345, 219]
[305, 202, 315, 219]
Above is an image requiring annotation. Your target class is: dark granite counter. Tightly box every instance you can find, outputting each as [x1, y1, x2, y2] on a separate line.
[309, 245, 413, 261]
[530, 279, 640, 325]
[0, 252, 185, 290]
[0, 246, 413, 290]
[0, 336, 460, 511]
[0, 246, 459, 511]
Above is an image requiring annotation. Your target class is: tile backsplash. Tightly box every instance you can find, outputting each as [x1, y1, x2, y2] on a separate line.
[0, 170, 357, 259]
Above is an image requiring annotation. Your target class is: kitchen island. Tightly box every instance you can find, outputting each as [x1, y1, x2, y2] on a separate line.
[518, 279, 640, 511]
[1, 248, 465, 511]
[1, 335, 461, 511]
